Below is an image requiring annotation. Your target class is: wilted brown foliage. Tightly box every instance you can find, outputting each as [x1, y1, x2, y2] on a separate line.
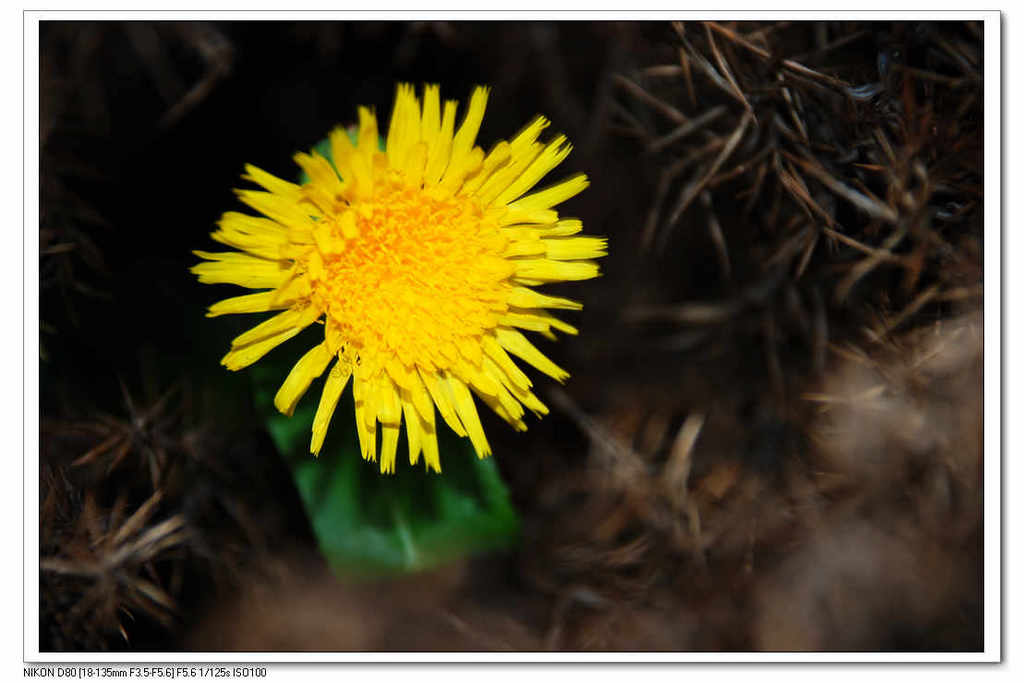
[38, 19, 984, 652]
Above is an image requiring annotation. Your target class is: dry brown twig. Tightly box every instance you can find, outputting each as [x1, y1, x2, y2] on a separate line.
[41, 484, 188, 641]
[62, 382, 184, 490]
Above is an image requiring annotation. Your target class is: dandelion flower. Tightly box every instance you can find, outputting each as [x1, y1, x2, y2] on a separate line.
[193, 83, 605, 473]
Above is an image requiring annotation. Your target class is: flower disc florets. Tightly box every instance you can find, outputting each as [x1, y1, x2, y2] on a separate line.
[193, 83, 605, 473]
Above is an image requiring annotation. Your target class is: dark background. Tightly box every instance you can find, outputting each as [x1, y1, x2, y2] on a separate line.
[40, 20, 984, 652]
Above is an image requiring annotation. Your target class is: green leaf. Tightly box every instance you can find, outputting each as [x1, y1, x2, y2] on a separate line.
[248, 215, 520, 577]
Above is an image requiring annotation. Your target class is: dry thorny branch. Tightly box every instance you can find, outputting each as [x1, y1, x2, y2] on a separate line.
[46, 381, 187, 492]
[614, 21, 982, 380]
[41, 468, 188, 646]
[521, 20, 984, 650]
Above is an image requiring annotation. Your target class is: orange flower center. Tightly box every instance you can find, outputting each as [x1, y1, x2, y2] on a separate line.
[303, 175, 515, 372]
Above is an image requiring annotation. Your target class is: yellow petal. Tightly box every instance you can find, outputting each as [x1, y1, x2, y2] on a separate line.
[419, 369, 467, 437]
[386, 83, 420, 171]
[217, 211, 288, 238]
[494, 327, 569, 382]
[376, 374, 402, 425]
[458, 359, 501, 398]
[191, 252, 292, 289]
[438, 146, 484, 193]
[311, 357, 353, 456]
[294, 151, 345, 198]
[494, 135, 573, 206]
[543, 218, 584, 236]
[220, 328, 295, 371]
[235, 190, 318, 228]
[406, 370, 436, 426]
[447, 86, 489, 173]
[211, 212, 288, 259]
[420, 84, 441, 147]
[482, 335, 532, 390]
[447, 375, 491, 458]
[402, 392, 423, 466]
[357, 107, 379, 154]
[459, 141, 511, 196]
[475, 385, 527, 432]
[505, 286, 583, 311]
[544, 236, 608, 260]
[329, 125, 358, 181]
[370, 374, 403, 474]
[274, 341, 333, 417]
[498, 207, 559, 227]
[242, 164, 303, 200]
[517, 310, 578, 336]
[420, 408, 441, 473]
[502, 238, 547, 258]
[507, 173, 589, 213]
[513, 258, 600, 282]
[507, 116, 549, 160]
[424, 99, 458, 185]
[403, 141, 429, 188]
[229, 305, 321, 348]
[348, 107, 379, 199]
[482, 360, 527, 420]
[353, 372, 377, 463]
[500, 311, 553, 335]
[205, 276, 308, 317]
[481, 353, 547, 418]
[475, 142, 543, 205]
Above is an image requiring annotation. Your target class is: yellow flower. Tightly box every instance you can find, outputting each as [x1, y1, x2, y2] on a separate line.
[193, 83, 604, 473]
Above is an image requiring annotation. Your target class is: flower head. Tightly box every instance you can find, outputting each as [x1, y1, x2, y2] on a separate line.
[193, 83, 604, 473]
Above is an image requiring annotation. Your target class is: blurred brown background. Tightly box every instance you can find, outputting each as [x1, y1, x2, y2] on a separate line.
[39, 20, 983, 652]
